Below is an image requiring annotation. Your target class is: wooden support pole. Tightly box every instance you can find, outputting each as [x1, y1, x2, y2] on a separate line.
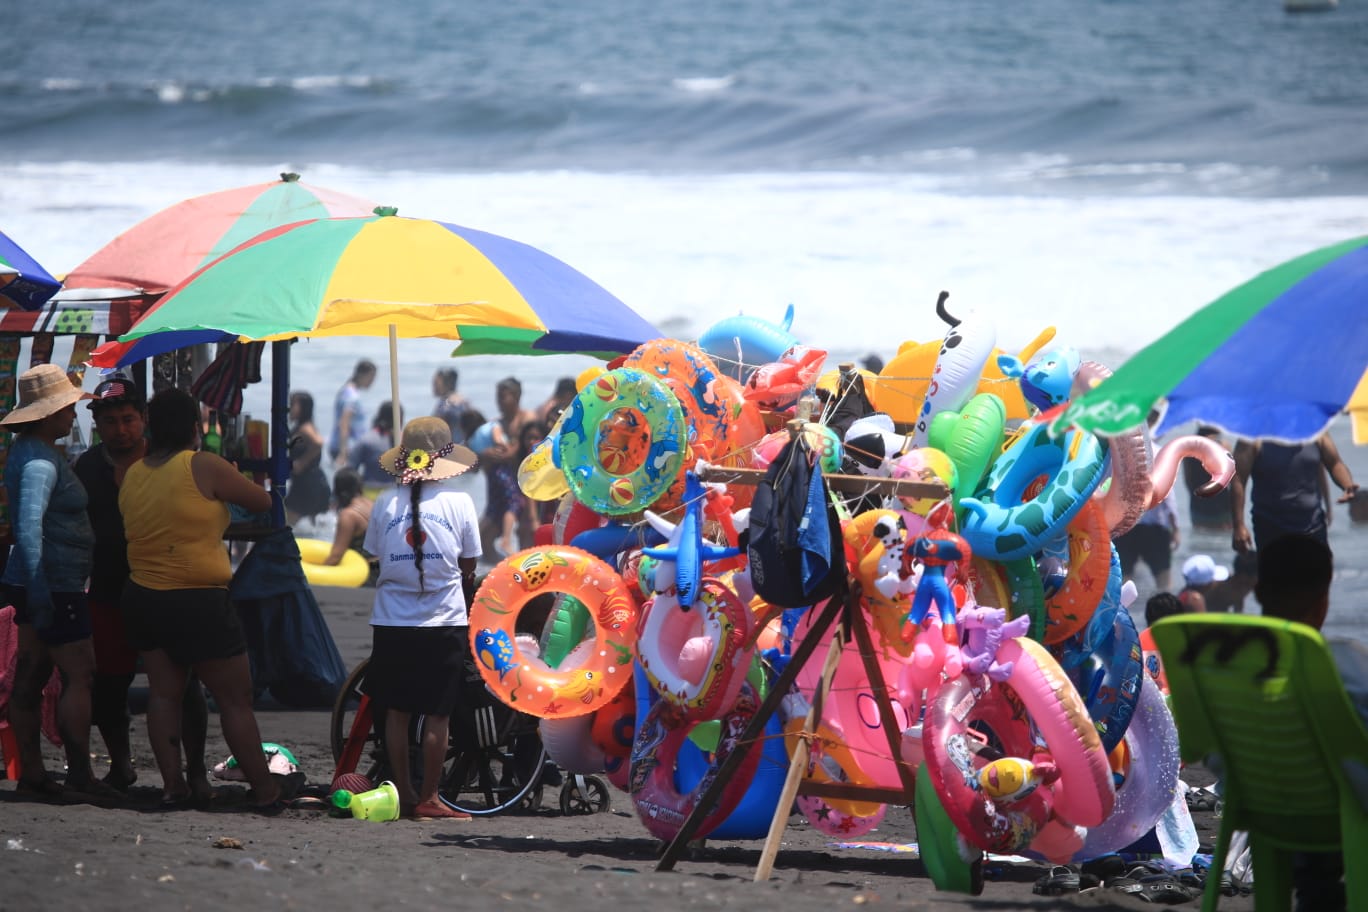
[655, 592, 845, 872]
[849, 600, 921, 800]
[753, 608, 848, 883]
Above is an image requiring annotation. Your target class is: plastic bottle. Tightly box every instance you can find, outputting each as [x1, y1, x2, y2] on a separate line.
[203, 410, 222, 455]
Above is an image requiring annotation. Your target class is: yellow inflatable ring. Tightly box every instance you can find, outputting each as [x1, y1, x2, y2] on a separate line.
[297, 538, 369, 588]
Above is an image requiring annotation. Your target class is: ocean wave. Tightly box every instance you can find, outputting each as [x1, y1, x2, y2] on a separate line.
[2, 74, 1366, 196]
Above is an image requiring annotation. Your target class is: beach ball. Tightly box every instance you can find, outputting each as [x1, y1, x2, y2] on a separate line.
[609, 477, 636, 508]
[592, 373, 620, 401]
[892, 447, 958, 515]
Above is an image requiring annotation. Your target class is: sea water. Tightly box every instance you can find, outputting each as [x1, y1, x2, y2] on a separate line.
[3, 0, 1367, 636]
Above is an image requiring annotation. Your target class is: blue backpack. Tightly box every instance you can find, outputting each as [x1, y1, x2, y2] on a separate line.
[746, 435, 846, 608]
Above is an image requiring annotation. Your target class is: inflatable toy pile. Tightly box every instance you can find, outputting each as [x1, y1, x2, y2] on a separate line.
[466, 296, 1235, 882]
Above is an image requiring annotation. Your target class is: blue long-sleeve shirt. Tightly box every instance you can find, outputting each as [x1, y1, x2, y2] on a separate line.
[1, 434, 93, 613]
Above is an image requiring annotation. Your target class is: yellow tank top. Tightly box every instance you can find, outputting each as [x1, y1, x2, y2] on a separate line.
[120, 451, 232, 590]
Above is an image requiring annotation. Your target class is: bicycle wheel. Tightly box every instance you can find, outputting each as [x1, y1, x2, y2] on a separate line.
[437, 702, 549, 816]
[329, 658, 387, 783]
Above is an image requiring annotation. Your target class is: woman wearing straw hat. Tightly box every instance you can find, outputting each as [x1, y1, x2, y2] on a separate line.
[363, 416, 481, 821]
[0, 363, 116, 800]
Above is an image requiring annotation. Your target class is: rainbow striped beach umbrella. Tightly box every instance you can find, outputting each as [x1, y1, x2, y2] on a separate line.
[1057, 235, 1368, 443]
[89, 209, 660, 368]
[0, 229, 61, 310]
[63, 172, 377, 295]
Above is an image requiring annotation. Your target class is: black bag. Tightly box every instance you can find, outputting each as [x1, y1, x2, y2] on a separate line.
[745, 435, 846, 608]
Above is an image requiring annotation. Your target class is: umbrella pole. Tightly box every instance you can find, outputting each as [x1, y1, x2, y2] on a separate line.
[389, 324, 401, 439]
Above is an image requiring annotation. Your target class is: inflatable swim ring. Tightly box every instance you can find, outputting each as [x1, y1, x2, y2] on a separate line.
[637, 580, 754, 723]
[923, 674, 1055, 854]
[959, 418, 1110, 562]
[1073, 676, 1181, 859]
[297, 538, 369, 588]
[997, 637, 1115, 827]
[674, 657, 786, 840]
[470, 546, 638, 719]
[1041, 500, 1112, 645]
[629, 670, 762, 841]
[623, 339, 730, 460]
[555, 367, 686, 516]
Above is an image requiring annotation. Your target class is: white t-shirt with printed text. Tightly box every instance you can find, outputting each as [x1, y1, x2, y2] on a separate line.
[364, 478, 482, 627]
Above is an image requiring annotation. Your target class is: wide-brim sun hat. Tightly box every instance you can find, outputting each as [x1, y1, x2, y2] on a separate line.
[0, 363, 94, 426]
[380, 415, 477, 484]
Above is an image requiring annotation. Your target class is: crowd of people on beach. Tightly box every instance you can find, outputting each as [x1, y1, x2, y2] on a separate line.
[2, 349, 1366, 904]
[0, 356, 574, 818]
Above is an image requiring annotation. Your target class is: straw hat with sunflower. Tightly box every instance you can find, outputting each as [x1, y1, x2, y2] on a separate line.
[381, 416, 478, 485]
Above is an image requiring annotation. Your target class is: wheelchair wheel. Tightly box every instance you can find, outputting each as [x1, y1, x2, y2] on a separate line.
[559, 774, 611, 815]
[330, 657, 387, 783]
[436, 702, 549, 816]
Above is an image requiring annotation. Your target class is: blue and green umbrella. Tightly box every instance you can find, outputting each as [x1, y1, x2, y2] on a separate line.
[1057, 235, 1368, 443]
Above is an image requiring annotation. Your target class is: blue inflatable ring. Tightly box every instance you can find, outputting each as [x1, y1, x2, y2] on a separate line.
[555, 367, 687, 516]
[959, 418, 1109, 561]
[1054, 550, 1143, 754]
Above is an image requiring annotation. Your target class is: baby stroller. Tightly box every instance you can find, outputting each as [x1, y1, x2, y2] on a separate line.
[329, 655, 610, 816]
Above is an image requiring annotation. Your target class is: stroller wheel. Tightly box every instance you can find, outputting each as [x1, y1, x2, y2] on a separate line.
[560, 774, 611, 815]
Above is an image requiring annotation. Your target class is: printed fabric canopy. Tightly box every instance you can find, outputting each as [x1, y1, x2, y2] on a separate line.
[1056, 235, 1368, 443]
[90, 211, 661, 367]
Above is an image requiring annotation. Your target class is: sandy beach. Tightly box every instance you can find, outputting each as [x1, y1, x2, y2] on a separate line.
[1, 583, 1253, 912]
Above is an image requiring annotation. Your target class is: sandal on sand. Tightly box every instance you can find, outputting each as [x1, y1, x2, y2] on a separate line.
[410, 799, 473, 821]
[1080, 853, 1129, 885]
[1108, 868, 1203, 905]
[1032, 866, 1080, 896]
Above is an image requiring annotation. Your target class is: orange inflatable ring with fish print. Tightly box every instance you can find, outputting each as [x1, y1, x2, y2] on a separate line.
[469, 545, 639, 719]
[1042, 500, 1112, 645]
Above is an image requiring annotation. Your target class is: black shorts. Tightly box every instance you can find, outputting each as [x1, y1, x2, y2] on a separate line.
[367, 625, 470, 716]
[1114, 524, 1173, 576]
[121, 581, 247, 667]
[2, 583, 91, 646]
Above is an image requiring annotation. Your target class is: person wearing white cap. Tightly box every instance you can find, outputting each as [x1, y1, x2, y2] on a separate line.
[1177, 553, 1230, 613]
[0, 363, 116, 800]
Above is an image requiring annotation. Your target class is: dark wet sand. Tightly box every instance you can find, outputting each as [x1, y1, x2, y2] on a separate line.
[1, 585, 1252, 912]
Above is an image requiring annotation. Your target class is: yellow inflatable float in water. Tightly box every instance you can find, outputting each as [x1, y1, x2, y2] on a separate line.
[297, 538, 369, 588]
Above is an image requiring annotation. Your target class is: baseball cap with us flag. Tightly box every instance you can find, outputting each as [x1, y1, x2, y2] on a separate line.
[88, 376, 145, 411]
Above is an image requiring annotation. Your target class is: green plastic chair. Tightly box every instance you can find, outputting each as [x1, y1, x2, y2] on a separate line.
[1151, 614, 1368, 912]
